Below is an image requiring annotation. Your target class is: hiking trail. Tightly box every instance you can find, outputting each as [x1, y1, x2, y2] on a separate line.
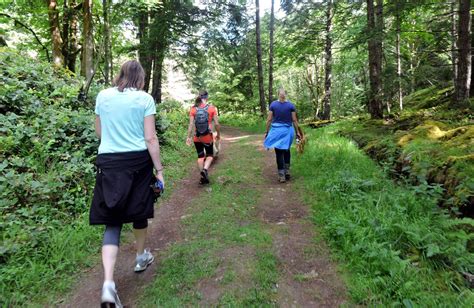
[60, 127, 346, 307]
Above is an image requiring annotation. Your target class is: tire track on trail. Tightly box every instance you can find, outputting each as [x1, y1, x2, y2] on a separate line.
[255, 136, 347, 307]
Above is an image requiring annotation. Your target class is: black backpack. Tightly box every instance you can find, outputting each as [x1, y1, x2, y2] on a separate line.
[194, 105, 210, 137]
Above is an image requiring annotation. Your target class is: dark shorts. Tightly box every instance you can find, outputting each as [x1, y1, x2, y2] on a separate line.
[194, 142, 214, 158]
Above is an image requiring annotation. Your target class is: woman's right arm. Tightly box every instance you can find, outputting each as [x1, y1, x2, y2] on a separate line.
[95, 116, 101, 138]
[144, 115, 164, 185]
[265, 111, 273, 137]
[186, 115, 194, 146]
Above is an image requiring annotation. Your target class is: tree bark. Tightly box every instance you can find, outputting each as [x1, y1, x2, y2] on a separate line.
[322, 0, 333, 120]
[46, 0, 64, 67]
[67, 0, 79, 72]
[367, 0, 383, 119]
[268, 0, 275, 104]
[396, 0, 403, 111]
[138, 8, 152, 92]
[455, 0, 471, 103]
[451, 0, 458, 85]
[255, 0, 266, 115]
[81, 0, 94, 82]
[61, 0, 70, 69]
[103, 0, 112, 84]
[151, 50, 165, 103]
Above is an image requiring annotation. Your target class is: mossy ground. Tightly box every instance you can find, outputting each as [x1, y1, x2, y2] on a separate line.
[334, 87, 473, 217]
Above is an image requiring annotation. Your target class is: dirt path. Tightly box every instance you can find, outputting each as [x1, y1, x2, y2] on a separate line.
[256, 140, 347, 307]
[60, 127, 346, 307]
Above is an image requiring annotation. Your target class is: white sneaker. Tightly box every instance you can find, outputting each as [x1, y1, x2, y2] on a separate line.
[101, 282, 122, 308]
[134, 248, 154, 272]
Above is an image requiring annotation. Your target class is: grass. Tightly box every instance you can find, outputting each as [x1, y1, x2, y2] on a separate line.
[140, 135, 280, 306]
[220, 113, 266, 133]
[292, 124, 474, 306]
[335, 87, 473, 216]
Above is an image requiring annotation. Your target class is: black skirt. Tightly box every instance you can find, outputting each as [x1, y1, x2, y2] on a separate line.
[90, 150, 155, 225]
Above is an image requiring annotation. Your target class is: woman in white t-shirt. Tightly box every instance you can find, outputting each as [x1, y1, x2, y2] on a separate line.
[90, 60, 164, 307]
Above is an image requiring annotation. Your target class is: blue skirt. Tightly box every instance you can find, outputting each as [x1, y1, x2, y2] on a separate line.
[264, 123, 295, 150]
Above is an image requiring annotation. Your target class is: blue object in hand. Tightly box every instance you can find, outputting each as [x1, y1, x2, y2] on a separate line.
[152, 179, 164, 199]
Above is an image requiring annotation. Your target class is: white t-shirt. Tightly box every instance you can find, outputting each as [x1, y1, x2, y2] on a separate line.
[95, 87, 156, 154]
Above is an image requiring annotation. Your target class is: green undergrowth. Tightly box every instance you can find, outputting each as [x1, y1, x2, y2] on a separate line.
[336, 86, 473, 217]
[220, 113, 265, 133]
[140, 136, 279, 306]
[293, 125, 474, 306]
[0, 48, 194, 305]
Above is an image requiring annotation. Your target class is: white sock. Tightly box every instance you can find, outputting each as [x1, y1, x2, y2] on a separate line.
[103, 280, 115, 290]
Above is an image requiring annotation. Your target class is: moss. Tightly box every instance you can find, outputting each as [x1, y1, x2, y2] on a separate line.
[333, 86, 473, 217]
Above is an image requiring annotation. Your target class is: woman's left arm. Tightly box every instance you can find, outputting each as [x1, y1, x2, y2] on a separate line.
[95, 116, 101, 138]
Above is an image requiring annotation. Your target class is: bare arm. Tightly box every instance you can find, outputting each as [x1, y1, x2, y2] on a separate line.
[265, 111, 273, 135]
[95, 116, 101, 138]
[213, 114, 221, 140]
[291, 112, 302, 138]
[144, 115, 164, 185]
[186, 115, 194, 146]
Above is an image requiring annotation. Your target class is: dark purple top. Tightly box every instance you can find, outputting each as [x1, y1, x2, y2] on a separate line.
[269, 101, 296, 124]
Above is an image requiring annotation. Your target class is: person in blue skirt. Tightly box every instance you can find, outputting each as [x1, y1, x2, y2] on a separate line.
[264, 88, 302, 183]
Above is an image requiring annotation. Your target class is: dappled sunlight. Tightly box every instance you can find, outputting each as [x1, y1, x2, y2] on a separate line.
[223, 135, 252, 143]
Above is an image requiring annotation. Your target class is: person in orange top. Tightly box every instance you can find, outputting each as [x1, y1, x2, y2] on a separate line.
[186, 90, 220, 184]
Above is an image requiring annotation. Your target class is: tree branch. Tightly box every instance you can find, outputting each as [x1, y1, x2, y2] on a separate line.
[0, 13, 51, 62]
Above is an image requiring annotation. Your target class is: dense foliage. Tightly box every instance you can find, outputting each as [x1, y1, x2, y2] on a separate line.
[293, 124, 474, 306]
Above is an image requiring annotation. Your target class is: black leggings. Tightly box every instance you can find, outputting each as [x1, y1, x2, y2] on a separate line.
[275, 148, 291, 170]
[102, 219, 148, 246]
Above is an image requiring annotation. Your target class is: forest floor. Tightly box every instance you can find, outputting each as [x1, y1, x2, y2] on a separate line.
[59, 127, 347, 307]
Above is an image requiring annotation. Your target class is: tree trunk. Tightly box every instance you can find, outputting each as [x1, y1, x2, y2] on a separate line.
[67, 0, 78, 72]
[81, 0, 94, 82]
[396, 0, 403, 111]
[470, 10, 474, 97]
[46, 0, 64, 67]
[455, 0, 471, 103]
[103, 0, 112, 84]
[255, 0, 266, 115]
[61, 0, 70, 69]
[268, 0, 275, 104]
[322, 0, 333, 120]
[138, 9, 152, 92]
[451, 0, 458, 85]
[367, 0, 384, 119]
[151, 49, 165, 103]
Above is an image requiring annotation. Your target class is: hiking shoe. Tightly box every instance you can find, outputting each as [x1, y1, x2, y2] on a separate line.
[200, 169, 210, 184]
[278, 171, 286, 183]
[284, 164, 291, 180]
[134, 248, 154, 272]
[101, 283, 122, 308]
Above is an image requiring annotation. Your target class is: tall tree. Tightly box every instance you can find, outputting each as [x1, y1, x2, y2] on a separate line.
[451, 0, 458, 85]
[66, 0, 79, 72]
[455, 0, 471, 103]
[81, 0, 94, 82]
[46, 0, 64, 67]
[136, 6, 152, 92]
[367, 0, 383, 119]
[395, 0, 403, 111]
[322, 0, 333, 120]
[268, 0, 275, 104]
[255, 0, 266, 115]
[103, 0, 112, 84]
